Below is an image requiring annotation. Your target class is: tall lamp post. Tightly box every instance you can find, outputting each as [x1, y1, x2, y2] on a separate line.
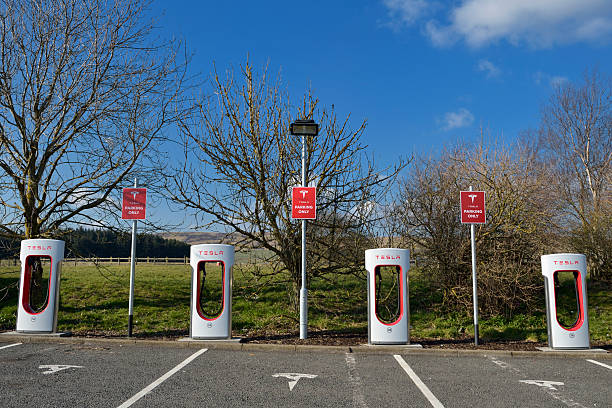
[289, 119, 319, 340]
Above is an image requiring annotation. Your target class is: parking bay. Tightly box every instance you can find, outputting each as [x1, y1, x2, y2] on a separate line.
[0, 341, 610, 407]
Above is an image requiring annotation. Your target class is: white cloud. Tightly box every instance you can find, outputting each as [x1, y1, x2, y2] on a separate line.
[534, 71, 569, 88]
[424, 19, 455, 47]
[348, 200, 379, 222]
[68, 188, 99, 207]
[433, 0, 612, 47]
[383, 0, 612, 48]
[549, 76, 569, 87]
[382, 0, 432, 28]
[442, 108, 474, 131]
[477, 59, 501, 78]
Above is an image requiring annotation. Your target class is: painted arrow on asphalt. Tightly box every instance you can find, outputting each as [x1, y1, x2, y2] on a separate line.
[272, 373, 318, 391]
[39, 365, 83, 375]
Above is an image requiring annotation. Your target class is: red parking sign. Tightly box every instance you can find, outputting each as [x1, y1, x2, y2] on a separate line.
[292, 187, 316, 219]
[460, 191, 486, 224]
[122, 188, 147, 220]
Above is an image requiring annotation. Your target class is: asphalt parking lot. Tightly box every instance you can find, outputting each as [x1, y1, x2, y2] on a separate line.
[0, 340, 610, 407]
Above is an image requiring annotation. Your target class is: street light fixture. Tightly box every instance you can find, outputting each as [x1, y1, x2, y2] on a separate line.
[290, 119, 319, 136]
[290, 119, 319, 340]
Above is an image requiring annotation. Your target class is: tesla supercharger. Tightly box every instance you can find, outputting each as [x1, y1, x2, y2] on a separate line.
[541, 253, 590, 349]
[190, 244, 234, 339]
[16, 239, 65, 333]
[365, 248, 410, 345]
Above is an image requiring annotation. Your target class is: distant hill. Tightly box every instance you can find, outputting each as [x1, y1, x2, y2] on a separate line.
[158, 231, 238, 245]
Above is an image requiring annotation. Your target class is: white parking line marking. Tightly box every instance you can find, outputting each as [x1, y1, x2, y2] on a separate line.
[117, 348, 208, 408]
[344, 353, 369, 407]
[393, 355, 444, 408]
[0, 343, 22, 350]
[586, 359, 612, 371]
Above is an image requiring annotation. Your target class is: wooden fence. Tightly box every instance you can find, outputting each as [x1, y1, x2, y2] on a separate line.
[0, 257, 190, 266]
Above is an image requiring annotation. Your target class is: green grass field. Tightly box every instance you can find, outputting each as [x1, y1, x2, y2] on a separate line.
[0, 263, 610, 345]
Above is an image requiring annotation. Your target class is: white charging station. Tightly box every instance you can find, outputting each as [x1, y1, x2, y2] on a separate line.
[16, 239, 65, 333]
[541, 253, 590, 349]
[365, 248, 410, 345]
[190, 244, 234, 339]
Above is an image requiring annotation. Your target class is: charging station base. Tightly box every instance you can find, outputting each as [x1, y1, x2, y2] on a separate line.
[363, 343, 423, 348]
[179, 337, 242, 343]
[536, 346, 607, 353]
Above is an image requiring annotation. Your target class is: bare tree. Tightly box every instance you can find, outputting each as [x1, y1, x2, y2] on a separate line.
[167, 60, 406, 305]
[395, 148, 470, 309]
[455, 140, 557, 316]
[395, 139, 556, 317]
[0, 0, 191, 300]
[539, 69, 612, 281]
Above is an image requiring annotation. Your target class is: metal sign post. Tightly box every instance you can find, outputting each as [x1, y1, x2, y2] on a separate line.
[470, 216, 478, 345]
[460, 187, 486, 345]
[122, 181, 147, 337]
[289, 119, 319, 340]
[300, 135, 307, 339]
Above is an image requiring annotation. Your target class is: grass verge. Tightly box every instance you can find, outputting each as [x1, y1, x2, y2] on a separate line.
[0, 263, 609, 345]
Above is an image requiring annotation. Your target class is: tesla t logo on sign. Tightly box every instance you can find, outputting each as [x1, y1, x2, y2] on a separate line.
[122, 188, 147, 220]
[460, 190, 486, 224]
[292, 187, 316, 219]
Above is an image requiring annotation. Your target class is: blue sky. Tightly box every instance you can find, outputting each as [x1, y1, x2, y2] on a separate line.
[3, 1, 609, 233]
[151, 0, 611, 163]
